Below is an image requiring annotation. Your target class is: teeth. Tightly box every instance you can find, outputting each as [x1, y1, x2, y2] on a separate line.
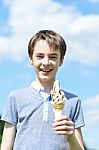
[41, 69, 52, 72]
[43, 70, 50, 72]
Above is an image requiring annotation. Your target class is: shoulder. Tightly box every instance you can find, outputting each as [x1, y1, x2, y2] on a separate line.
[9, 86, 34, 96]
[8, 86, 37, 101]
[63, 90, 81, 106]
[63, 91, 79, 100]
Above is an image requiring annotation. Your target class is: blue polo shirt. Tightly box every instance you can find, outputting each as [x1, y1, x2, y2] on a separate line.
[1, 81, 85, 150]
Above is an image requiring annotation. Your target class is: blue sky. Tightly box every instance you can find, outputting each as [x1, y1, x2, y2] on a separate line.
[0, 0, 99, 149]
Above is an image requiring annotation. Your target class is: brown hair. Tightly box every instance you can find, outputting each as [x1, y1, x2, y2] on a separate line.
[28, 30, 67, 61]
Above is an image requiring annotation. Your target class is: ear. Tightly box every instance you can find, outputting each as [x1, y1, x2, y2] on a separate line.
[29, 57, 33, 65]
[59, 59, 63, 66]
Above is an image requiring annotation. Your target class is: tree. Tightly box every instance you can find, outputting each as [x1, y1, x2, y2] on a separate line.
[0, 115, 4, 144]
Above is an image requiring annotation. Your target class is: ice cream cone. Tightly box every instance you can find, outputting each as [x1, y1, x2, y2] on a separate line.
[51, 80, 67, 120]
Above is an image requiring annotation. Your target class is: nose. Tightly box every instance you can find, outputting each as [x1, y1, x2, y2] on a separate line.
[42, 57, 50, 66]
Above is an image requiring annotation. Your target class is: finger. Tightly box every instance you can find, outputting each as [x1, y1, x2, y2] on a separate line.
[52, 119, 74, 127]
[54, 130, 74, 135]
[53, 125, 74, 132]
[55, 115, 70, 122]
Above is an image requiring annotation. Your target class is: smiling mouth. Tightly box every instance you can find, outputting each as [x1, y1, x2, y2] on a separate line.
[40, 69, 52, 72]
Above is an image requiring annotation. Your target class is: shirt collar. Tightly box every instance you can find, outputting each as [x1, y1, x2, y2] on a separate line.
[31, 80, 51, 101]
[31, 80, 44, 92]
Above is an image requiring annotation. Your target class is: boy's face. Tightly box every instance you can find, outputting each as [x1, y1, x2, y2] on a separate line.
[29, 40, 63, 85]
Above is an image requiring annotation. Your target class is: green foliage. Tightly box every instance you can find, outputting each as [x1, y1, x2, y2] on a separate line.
[0, 116, 4, 144]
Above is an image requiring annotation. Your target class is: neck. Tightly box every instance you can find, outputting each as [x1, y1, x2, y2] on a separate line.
[35, 78, 55, 94]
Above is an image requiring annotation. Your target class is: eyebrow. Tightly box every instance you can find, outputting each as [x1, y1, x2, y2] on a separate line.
[35, 53, 43, 55]
[49, 52, 59, 56]
[35, 52, 58, 56]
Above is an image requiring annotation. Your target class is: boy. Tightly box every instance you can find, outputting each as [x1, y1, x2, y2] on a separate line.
[1, 30, 85, 150]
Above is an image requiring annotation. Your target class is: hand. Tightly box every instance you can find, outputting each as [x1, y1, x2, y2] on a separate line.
[52, 115, 74, 137]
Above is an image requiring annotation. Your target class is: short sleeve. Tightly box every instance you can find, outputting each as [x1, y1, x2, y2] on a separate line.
[1, 92, 18, 125]
[71, 98, 85, 128]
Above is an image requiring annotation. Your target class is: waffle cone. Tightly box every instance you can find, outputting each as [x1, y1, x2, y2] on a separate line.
[52, 103, 64, 111]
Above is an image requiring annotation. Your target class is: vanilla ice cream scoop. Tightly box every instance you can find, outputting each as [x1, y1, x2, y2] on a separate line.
[51, 80, 67, 120]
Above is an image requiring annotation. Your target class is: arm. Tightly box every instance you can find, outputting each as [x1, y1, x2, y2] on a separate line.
[1, 122, 16, 150]
[52, 115, 85, 150]
[67, 128, 84, 150]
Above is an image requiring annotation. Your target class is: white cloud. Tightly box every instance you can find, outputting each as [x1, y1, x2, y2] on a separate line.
[67, 15, 99, 66]
[85, 109, 99, 124]
[82, 94, 99, 125]
[82, 94, 99, 149]
[88, 0, 99, 3]
[0, 0, 99, 66]
[83, 94, 99, 107]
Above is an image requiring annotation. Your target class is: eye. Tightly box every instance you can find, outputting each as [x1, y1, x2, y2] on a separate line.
[36, 55, 43, 59]
[37, 56, 42, 58]
[50, 56, 57, 59]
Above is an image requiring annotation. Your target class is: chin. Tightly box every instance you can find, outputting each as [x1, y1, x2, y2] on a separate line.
[41, 77, 50, 81]
[40, 76, 52, 82]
